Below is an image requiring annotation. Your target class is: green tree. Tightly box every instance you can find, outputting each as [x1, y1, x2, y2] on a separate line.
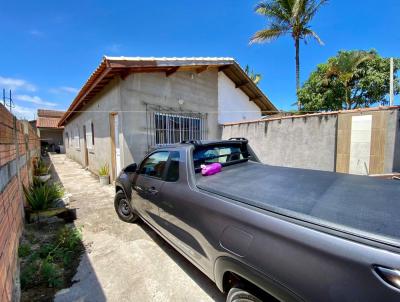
[245, 65, 262, 85]
[299, 50, 400, 111]
[250, 0, 327, 110]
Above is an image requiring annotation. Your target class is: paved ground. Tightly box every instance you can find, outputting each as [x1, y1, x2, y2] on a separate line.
[50, 154, 225, 302]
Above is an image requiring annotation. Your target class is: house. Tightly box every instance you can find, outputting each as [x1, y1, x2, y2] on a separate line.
[36, 109, 65, 153]
[59, 56, 277, 180]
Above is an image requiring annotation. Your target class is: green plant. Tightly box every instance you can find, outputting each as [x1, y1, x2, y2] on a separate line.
[41, 259, 63, 288]
[299, 50, 400, 111]
[98, 163, 109, 176]
[250, 0, 327, 109]
[18, 244, 31, 258]
[23, 182, 65, 211]
[34, 159, 50, 176]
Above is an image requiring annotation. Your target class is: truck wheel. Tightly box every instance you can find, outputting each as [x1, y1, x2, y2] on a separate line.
[114, 190, 138, 223]
[226, 287, 263, 302]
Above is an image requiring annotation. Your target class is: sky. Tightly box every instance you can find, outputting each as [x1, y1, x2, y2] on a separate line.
[1, 0, 399, 120]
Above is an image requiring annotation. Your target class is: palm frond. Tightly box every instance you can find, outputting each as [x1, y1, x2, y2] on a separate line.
[255, 1, 291, 25]
[250, 25, 289, 44]
[303, 28, 324, 45]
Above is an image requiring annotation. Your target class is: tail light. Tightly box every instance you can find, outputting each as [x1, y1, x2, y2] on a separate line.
[374, 266, 400, 290]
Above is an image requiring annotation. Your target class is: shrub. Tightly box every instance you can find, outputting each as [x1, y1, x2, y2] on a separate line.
[23, 182, 65, 211]
[98, 163, 109, 176]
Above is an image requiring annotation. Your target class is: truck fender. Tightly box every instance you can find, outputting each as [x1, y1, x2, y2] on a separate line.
[214, 256, 303, 302]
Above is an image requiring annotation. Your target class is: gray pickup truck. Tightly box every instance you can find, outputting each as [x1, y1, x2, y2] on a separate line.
[114, 139, 400, 302]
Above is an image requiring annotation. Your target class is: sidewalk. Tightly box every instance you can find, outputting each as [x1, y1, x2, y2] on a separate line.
[50, 154, 224, 302]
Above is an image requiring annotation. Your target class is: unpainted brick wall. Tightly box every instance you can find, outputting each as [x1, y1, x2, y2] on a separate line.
[0, 104, 39, 301]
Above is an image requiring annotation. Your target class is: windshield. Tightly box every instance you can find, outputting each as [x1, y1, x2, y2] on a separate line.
[193, 144, 249, 171]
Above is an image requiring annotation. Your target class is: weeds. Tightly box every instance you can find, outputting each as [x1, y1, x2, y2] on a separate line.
[20, 225, 83, 291]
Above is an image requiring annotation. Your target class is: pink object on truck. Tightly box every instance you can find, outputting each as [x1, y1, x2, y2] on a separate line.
[201, 163, 222, 176]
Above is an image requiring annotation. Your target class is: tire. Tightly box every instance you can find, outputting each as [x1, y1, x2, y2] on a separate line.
[226, 287, 263, 302]
[114, 190, 138, 223]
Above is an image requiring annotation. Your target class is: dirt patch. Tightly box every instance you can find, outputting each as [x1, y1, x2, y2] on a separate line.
[19, 220, 84, 302]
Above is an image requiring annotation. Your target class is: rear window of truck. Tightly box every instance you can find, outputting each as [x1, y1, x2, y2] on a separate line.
[193, 144, 249, 171]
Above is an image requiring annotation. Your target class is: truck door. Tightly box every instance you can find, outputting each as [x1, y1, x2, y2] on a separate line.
[134, 151, 169, 226]
[157, 151, 209, 270]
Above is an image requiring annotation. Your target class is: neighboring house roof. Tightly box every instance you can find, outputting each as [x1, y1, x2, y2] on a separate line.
[37, 109, 65, 129]
[59, 56, 277, 126]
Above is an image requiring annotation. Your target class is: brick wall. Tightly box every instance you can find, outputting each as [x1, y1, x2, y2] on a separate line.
[0, 104, 39, 301]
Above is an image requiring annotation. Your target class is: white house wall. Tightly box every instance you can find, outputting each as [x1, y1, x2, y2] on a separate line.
[217, 72, 261, 124]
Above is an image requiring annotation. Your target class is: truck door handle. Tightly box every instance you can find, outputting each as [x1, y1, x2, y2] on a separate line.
[134, 185, 144, 192]
[147, 187, 158, 195]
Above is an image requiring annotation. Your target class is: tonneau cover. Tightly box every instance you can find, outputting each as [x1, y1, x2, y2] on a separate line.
[196, 161, 400, 245]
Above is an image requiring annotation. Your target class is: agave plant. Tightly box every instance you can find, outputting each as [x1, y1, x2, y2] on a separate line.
[23, 181, 65, 211]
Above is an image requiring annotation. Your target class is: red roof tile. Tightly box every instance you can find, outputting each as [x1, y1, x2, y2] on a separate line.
[36, 117, 64, 128]
[37, 109, 65, 118]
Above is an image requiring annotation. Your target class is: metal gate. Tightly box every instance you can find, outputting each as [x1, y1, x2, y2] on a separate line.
[146, 105, 208, 150]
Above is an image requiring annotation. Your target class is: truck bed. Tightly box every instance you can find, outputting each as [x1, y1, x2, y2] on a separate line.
[196, 161, 400, 246]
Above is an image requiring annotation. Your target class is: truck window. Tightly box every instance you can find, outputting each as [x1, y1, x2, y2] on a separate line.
[165, 151, 180, 182]
[139, 151, 169, 178]
[193, 144, 248, 170]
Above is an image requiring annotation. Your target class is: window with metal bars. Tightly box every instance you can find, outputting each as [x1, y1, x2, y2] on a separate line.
[152, 112, 206, 146]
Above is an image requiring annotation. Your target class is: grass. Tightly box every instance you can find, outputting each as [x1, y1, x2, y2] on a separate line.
[19, 223, 84, 301]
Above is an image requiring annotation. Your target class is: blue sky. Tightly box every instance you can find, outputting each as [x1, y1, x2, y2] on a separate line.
[1, 0, 399, 119]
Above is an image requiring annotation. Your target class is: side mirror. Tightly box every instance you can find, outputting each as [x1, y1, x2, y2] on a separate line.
[124, 163, 137, 173]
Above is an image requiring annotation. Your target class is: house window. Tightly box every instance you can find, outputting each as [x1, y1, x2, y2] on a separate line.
[74, 126, 80, 149]
[91, 122, 95, 146]
[154, 113, 205, 145]
[65, 132, 69, 147]
[85, 121, 93, 149]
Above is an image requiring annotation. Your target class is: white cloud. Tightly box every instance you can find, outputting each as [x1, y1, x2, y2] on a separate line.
[49, 86, 79, 94]
[12, 105, 37, 120]
[0, 76, 36, 92]
[15, 94, 56, 107]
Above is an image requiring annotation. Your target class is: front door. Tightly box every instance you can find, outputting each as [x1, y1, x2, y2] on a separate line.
[110, 113, 121, 180]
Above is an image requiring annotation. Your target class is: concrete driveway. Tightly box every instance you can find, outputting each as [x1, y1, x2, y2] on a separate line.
[50, 154, 225, 302]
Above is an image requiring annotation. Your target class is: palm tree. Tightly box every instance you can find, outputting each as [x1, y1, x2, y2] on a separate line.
[326, 51, 373, 109]
[245, 65, 262, 85]
[250, 0, 327, 110]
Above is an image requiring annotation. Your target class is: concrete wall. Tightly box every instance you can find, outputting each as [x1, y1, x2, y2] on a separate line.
[120, 69, 219, 166]
[217, 72, 261, 124]
[64, 69, 220, 176]
[391, 110, 400, 172]
[222, 114, 338, 171]
[223, 108, 400, 174]
[64, 78, 122, 175]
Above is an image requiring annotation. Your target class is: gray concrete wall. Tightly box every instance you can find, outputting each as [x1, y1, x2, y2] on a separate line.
[392, 110, 400, 172]
[383, 110, 399, 173]
[119, 70, 219, 166]
[222, 114, 338, 171]
[64, 78, 122, 174]
[64, 69, 220, 175]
